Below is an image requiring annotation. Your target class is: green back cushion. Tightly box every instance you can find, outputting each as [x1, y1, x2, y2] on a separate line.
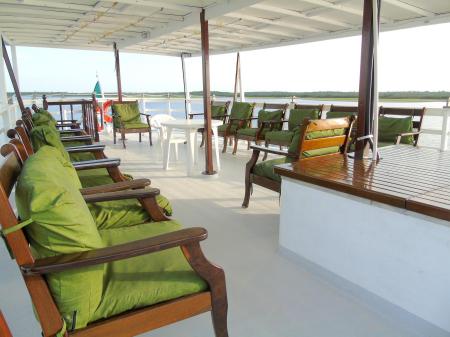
[30, 125, 70, 161]
[37, 109, 57, 123]
[91, 221, 207, 323]
[378, 116, 414, 144]
[229, 102, 254, 127]
[32, 110, 57, 127]
[211, 105, 226, 118]
[15, 146, 104, 329]
[112, 102, 141, 127]
[288, 109, 320, 131]
[258, 110, 283, 130]
[326, 111, 356, 119]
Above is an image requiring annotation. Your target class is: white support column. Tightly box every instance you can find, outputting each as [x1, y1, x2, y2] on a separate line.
[10, 45, 19, 89]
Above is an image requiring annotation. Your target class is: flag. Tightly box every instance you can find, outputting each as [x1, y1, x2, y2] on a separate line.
[93, 80, 103, 98]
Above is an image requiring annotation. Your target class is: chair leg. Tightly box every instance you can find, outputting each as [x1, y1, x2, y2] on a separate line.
[174, 143, 179, 161]
[200, 131, 205, 147]
[139, 132, 142, 142]
[262, 141, 269, 161]
[113, 128, 116, 144]
[247, 141, 250, 150]
[242, 150, 259, 208]
[232, 136, 238, 155]
[229, 137, 233, 146]
[121, 130, 126, 149]
[149, 129, 152, 146]
[222, 135, 228, 153]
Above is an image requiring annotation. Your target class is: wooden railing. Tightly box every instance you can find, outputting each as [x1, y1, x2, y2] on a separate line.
[43, 94, 100, 141]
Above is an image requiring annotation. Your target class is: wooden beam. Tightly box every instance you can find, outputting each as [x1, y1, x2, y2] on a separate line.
[113, 42, 123, 102]
[1, 37, 24, 112]
[200, 9, 214, 175]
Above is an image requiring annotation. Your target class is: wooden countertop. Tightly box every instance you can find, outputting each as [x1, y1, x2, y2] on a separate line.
[274, 145, 450, 221]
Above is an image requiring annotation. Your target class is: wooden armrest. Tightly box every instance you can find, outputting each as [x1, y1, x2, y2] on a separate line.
[80, 179, 151, 195]
[189, 112, 204, 116]
[21, 227, 208, 275]
[60, 135, 92, 142]
[65, 145, 105, 153]
[397, 131, 421, 137]
[140, 113, 151, 117]
[72, 158, 120, 170]
[250, 145, 296, 157]
[83, 188, 160, 203]
[58, 129, 83, 133]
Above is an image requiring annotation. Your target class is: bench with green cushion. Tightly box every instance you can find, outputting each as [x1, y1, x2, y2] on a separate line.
[30, 126, 173, 217]
[15, 146, 205, 330]
[378, 116, 414, 146]
[217, 102, 255, 135]
[236, 109, 284, 139]
[265, 108, 320, 146]
[254, 128, 344, 183]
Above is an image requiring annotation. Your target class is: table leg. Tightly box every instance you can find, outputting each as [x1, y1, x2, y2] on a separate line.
[194, 131, 198, 164]
[163, 127, 172, 170]
[185, 129, 196, 175]
[212, 126, 221, 171]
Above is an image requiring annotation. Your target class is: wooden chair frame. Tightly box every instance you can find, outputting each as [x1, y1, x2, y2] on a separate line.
[0, 311, 13, 337]
[189, 101, 231, 147]
[0, 145, 228, 337]
[233, 103, 289, 155]
[217, 102, 256, 154]
[378, 106, 425, 146]
[243, 116, 356, 208]
[111, 100, 152, 149]
[264, 104, 324, 149]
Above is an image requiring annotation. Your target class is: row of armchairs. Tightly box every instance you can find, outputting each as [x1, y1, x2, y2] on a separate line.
[0, 107, 229, 337]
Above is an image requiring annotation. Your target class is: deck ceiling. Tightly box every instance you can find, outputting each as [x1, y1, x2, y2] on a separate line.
[1, 0, 450, 56]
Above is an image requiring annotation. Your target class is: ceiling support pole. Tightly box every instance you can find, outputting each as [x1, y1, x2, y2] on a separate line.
[200, 9, 215, 175]
[2, 37, 24, 112]
[181, 52, 191, 120]
[233, 52, 245, 102]
[0, 39, 7, 108]
[355, 0, 380, 159]
[371, 0, 381, 161]
[113, 42, 123, 102]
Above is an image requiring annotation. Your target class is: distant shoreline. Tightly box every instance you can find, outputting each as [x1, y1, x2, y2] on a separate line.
[10, 91, 450, 102]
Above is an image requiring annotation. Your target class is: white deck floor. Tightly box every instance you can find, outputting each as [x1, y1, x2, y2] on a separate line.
[0, 133, 430, 337]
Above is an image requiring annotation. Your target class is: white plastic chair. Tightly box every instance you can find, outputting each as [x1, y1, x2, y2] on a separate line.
[151, 114, 185, 161]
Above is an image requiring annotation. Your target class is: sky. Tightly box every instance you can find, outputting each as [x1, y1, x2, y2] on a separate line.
[6, 22, 450, 93]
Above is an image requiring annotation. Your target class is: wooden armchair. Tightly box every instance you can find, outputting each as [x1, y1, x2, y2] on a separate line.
[0, 148, 228, 337]
[111, 100, 152, 149]
[378, 106, 425, 146]
[233, 103, 289, 155]
[0, 311, 13, 337]
[217, 102, 256, 153]
[189, 101, 231, 147]
[243, 116, 355, 208]
[264, 104, 324, 149]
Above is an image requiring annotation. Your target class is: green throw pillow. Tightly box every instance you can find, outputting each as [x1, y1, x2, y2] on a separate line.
[288, 109, 320, 131]
[378, 116, 414, 145]
[15, 146, 104, 330]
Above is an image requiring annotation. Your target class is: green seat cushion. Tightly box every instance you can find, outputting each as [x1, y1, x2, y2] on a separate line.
[69, 152, 97, 162]
[378, 116, 414, 145]
[32, 110, 57, 127]
[265, 130, 294, 144]
[121, 121, 149, 129]
[112, 102, 141, 128]
[237, 128, 258, 138]
[253, 157, 294, 182]
[211, 105, 226, 119]
[30, 125, 70, 161]
[288, 109, 320, 131]
[15, 146, 104, 329]
[77, 169, 173, 218]
[326, 111, 357, 119]
[217, 123, 238, 134]
[91, 221, 208, 323]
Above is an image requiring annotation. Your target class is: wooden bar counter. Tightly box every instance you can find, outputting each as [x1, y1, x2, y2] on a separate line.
[273, 145, 450, 334]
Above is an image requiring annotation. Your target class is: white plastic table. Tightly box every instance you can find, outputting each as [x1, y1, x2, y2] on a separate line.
[161, 119, 222, 175]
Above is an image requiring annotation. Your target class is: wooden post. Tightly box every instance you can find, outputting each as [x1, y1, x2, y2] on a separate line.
[113, 42, 123, 102]
[11, 45, 19, 89]
[0, 311, 13, 337]
[1, 37, 24, 112]
[233, 52, 242, 102]
[181, 53, 191, 119]
[355, 0, 380, 158]
[200, 9, 214, 175]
